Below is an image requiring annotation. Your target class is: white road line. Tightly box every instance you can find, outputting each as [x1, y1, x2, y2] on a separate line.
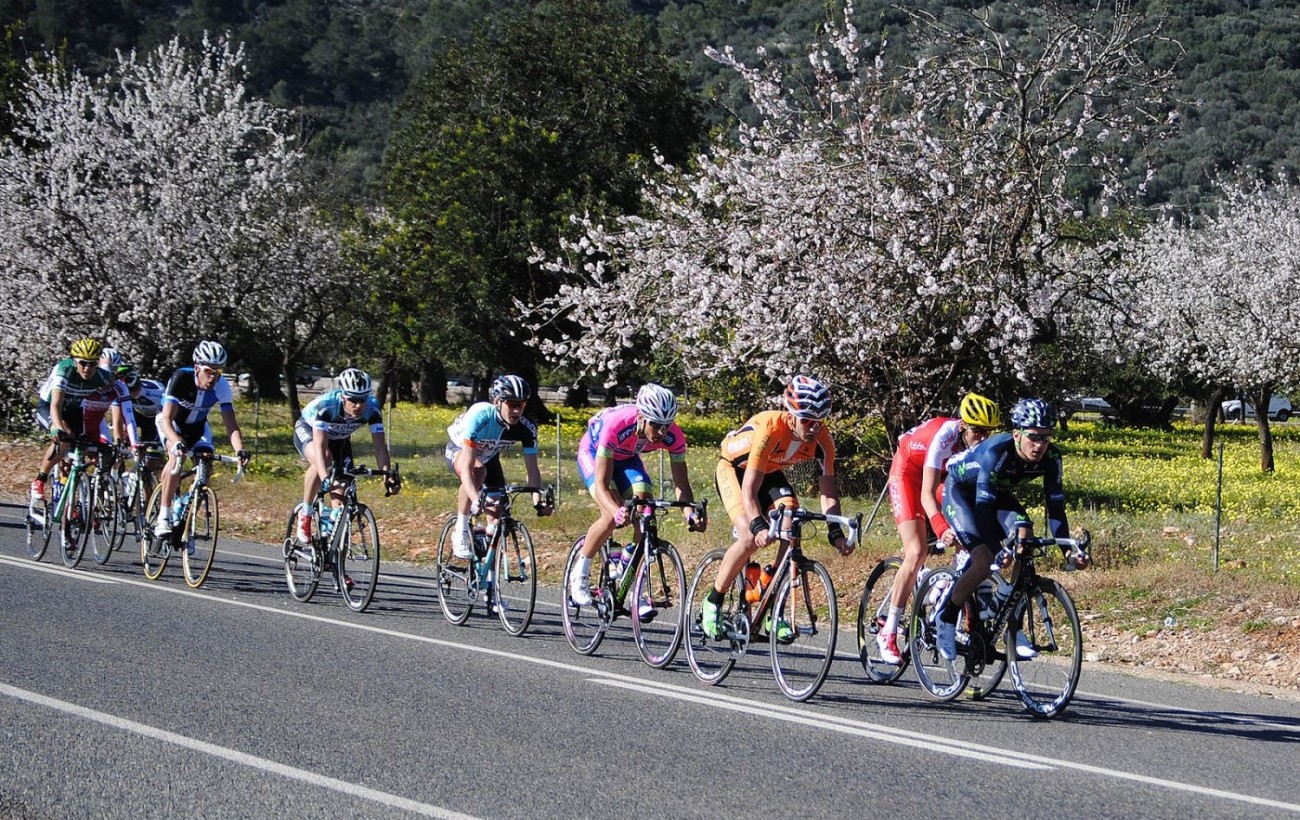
[0, 682, 479, 820]
[0, 555, 119, 583]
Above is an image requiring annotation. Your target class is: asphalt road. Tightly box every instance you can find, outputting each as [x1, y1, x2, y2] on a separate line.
[2, 499, 1299, 819]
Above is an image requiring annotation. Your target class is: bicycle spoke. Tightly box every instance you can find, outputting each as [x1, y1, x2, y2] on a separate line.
[181, 485, 218, 588]
[493, 521, 537, 636]
[140, 485, 169, 580]
[338, 504, 381, 612]
[60, 476, 90, 568]
[684, 549, 743, 685]
[965, 578, 1008, 700]
[560, 536, 610, 655]
[26, 496, 50, 561]
[856, 556, 909, 684]
[907, 568, 969, 701]
[88, 472, 118, 565]
[284, 502, 320, 603]
[436, 518, 475, 625]
[1009, 578, 1082, 718]
[770, 560, 838, 702]
[631, 540, 686, 669]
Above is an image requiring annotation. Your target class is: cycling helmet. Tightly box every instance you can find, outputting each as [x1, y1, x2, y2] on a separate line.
[70, 337, 103, 360]
[959, 392, 1001, 429]
[1010, 398, 1056, 429]
[120, 368, 140, 389]
[99, 348, 124, 369]
[335, 368, 372, 398]
[192, 340, 228, 368]
[489, 374, 531, 402]
[636, 383, 678, 425]
[783, 375, 831, 420]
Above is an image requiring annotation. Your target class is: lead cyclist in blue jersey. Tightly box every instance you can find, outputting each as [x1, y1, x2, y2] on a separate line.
[444, 375, 552, 559]
[154, 341, 250, 537]
[293, 367, 399, 543]
[935, 397, 1090, 661]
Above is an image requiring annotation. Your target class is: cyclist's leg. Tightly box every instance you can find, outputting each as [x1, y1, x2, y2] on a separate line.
[568, 446, 634, 604]
[446, 442, 487, 558]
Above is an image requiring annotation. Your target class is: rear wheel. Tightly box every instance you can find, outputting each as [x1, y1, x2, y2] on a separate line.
[631, 539, 686, 669]
[560, 536, 611, 655]
[908, 568, 969, 702]
[338, 504, 381, 612]
[283, 502, 320, 602]
[60, 475, 90, 568]
[494, 520, 537, 636]
[140, 485, 169, 580]
[684, 549, 745, 686]
[88, 471, 119, 565]
[770, 558, 838, 702]
[26, 496, 50, 561]
[435, 517, 474, 625]
[856, 556, 909, 684]
[180, 485, 218, 588]
[1009, 578, 1082, 718]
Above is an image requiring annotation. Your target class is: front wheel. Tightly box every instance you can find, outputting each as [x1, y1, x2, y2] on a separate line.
[494, 520, 537, 636]
[283, 502, 321, 602]
[435, 517, 475, 625]
[26, 496, 50, 561]
[907, 568, 969, 702]
[140, 485, 169, 580]
[1009, 578, 1083, 718]
[60, 475, 90, 568]
[88, 471, 119, 566]
[770, 559, 839, 702]
[180, 485, 218, 588]
[338, 504, 381, 612]
[856, 556, 909, 684]
[631, 540, 686, 669]
[684, 549, 744, 686]
[560, 536, 611, 655]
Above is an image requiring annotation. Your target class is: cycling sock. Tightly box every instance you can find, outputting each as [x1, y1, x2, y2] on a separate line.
[883, 605, 904, 633]
[706, 587, 725, 607]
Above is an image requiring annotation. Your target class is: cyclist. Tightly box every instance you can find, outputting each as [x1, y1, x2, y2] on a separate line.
[293, 368, 399, 544]
[700, 375, 852, 641]
[93, 348, 143, 454]
[566, 383, 702, 613]
[31, 338, 115, 503]
[445, 375, 551, 559]
[153, 341, 250, 537]
[875, 392, 1001, 665]
[934, 397, 1090, 661]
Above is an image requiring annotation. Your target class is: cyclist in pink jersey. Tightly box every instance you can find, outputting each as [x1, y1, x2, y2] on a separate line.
[875, 392, 1000, 664]
[567, 383, 704, 608]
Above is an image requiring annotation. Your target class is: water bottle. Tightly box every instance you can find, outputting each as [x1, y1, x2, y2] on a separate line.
[172, 493, 187, 523]
[320, 506, 338, 537]
[744, 562, 763, 603]
[976, 579, 996, 622]
[993, 572, 1013, 605]
[608, 543, 634, 580]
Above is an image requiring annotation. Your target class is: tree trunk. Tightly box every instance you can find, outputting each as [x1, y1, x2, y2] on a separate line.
[282, 357, 302, 422]
[564, 383, 589, 409]
[417, 358, 447, 406]
[1255, 385, 1276, 472]
[377, 353, 397, 408]
[1201, 385, 1226, 459]
[246, 358, 285, 401]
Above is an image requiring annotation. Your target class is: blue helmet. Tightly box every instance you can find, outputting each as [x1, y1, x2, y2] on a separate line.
[1010, 398, 1056, 429]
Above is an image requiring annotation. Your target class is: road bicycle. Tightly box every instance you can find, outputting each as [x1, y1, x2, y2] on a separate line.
[141, 451, 245, 588]
[436, 484, 554, 636]
[561, 497, 705, 668]
[283, 464, 397, 613]
[685, 504, 861, 702]
[25, 436, 115, 568]
[110, 442, 164, 556]
[908, 531, 1090, 718]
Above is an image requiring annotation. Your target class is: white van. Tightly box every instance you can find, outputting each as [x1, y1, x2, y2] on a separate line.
[1221, 395, 1292, 422]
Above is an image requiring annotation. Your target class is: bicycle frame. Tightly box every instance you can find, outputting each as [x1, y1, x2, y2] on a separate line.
[605, 497, 704, 619]
[476, 483, 552, 585]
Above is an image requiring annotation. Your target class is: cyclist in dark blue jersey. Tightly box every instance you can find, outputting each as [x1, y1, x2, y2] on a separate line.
[934, 397, 1089, 660]
[292, 368, 398, 543]
[154, 341, 249, 537]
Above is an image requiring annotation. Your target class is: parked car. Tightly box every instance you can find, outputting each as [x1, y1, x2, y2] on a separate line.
[295, 365, 332, 389]
[1221, 395, 1292, 422]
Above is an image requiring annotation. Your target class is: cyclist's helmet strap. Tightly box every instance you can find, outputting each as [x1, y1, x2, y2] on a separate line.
[636, 383, 678, 424]
[335, 368, 372, 398]
[70, 337, 103, 360]
[1010, 398, 1056, 429]
[959, 392, 1000, 428]
[192, 340, 228, 367]
[490, 375, 530, 402]
[783, 375, 831, 419]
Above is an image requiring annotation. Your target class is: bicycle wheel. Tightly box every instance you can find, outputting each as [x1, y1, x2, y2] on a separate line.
[1009, 578, 1082, 718]
[684, 549, 745, 685]
[180, 485, 218, 588]
[769, 559, 838, 702]
[966, 579, 1008, 701]
[856, 556, 909, 684]
[560, 536, 611, 655]
[493, 519, 537, 636]
[435, 517, 475, 625]
[88, 471, 119, 565]
[26, 495, 50, 561]
[338, 503, 381, 612]
[140, 484, 169, 580]
[60, 475, 90, 568]
[631, 539, 686, 669]
[283, 502, 321, 602]
[907, 568, 969, 702]
[111, 469, 136, 552]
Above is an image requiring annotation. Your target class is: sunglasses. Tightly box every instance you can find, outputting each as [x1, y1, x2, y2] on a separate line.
[646, 421, 671, 433]
[1022, 431, 1053, 443]
[196, 365, 224, 377]
[74, 359, 97, 367]
[503, 400, 527, 410]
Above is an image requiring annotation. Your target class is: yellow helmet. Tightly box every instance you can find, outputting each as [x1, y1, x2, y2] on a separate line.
[959, 392, 1000, 429]
[70, 337, 103, 361]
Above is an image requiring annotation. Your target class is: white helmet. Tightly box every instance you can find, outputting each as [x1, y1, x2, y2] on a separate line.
[192, 340, 228, 368]
[335, 368, 372, 398]
[99, 348, 124, 369]
[636, 383, 678, 425]
[490, 374, 531, 402]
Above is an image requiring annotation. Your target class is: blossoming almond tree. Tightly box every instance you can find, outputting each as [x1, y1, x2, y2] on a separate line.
[529, 1, 1176, 432]
[0, 34, 337, 398]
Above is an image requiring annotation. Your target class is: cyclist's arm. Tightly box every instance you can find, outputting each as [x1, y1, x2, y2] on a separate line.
[1043, 448, 1070, 541]
[219, 405, 245, 455]
[48, 388, 70, 436]
[371, 430, 391, 473]
[817, 473, 852, 555]
[738, 460, 772, 548]
[919, 464, 951, 542]
[521, 452, 546, 504]
[668, 460, 702, 531]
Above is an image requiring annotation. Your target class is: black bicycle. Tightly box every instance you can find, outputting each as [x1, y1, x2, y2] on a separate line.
[685, 505, 861, 702]
[908, 531, 1090, 718]
[111, 442, 164, 557]
[141, 451, 244, 587]
[436, 484, 552, 636]
[562, 497, 705, 668]
[284, 464, 396, 613]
